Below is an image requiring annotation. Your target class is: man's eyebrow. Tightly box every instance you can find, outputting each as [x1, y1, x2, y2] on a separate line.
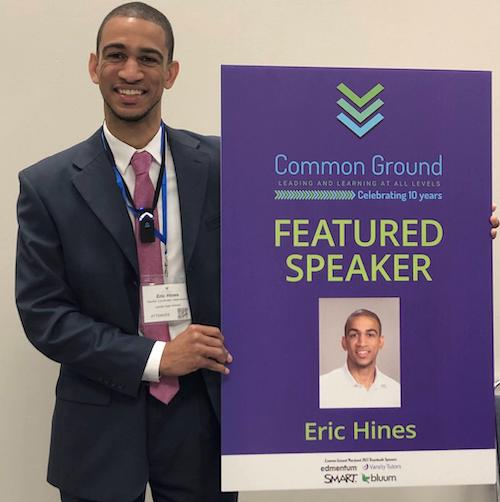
[347, 328, 379, 334]
[101, 43, 127, 52]
[140, 48, 164, 61]
[101, 44, 164, 61]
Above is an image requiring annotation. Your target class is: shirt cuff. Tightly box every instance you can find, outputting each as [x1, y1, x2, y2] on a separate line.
[142, 341, 167, 382]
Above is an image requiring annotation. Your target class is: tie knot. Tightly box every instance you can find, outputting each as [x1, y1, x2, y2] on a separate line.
[131, 151, 153, 176]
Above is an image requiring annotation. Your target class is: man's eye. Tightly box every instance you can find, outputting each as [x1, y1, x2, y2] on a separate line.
[140, 56, 160, 65]
[106, 52, 125, 60]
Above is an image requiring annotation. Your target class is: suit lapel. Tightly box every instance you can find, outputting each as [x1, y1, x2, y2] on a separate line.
[168, 127, 209, 268]
[69, 127, 210, 277]
[71, 130, 138, 277]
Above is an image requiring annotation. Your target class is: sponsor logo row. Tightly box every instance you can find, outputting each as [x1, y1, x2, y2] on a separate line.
[324, 473, 398, 485]
[321, 460, 401, 485]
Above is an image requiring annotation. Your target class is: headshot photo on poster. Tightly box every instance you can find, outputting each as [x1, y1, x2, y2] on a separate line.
[319, 297, 401, 409]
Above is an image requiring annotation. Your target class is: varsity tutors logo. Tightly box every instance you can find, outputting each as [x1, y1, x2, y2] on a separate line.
[336, 82, 384, 137]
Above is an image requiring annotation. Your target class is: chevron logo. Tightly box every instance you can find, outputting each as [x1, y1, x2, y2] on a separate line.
[336, 82, 384, 138]
[274, 190, 356, 200]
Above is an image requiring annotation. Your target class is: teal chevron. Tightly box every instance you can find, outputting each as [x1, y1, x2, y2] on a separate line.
[337, 98, 384, 123]
[337, 82, 384, 107]
[337, 112, 384, 138]
[274, 190, 356, 201]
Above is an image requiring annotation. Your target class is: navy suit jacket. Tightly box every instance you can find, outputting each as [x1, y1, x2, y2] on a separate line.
[16, 126, 221, 501]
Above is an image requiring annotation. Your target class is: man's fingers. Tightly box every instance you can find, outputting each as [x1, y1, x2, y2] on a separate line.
[203, 358, 230, 375]
[490, 203, 498, 240]
[197, 333, 225, 348]
[491, 213, 499, 239]
[187, 326, 232, 363]
[190, 324, 222, 339]
[201, 345, 230, 364]
[160, 324, 232, 377]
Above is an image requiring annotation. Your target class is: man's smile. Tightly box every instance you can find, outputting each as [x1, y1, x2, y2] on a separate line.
[113, 86, 148, 106]
[116, 88, 145, 95]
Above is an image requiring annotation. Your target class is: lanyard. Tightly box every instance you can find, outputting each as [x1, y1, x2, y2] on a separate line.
[101, 123, 168, 245]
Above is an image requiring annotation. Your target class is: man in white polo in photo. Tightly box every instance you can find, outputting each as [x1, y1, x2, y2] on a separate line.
[320, 309, 400, 409]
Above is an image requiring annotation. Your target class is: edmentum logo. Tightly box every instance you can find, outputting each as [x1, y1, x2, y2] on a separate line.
[336, 82, 384, 137]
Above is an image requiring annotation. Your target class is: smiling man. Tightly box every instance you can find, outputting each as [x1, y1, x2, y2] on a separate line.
[320, 309, 401, 409]
[16, 3, 236, 502]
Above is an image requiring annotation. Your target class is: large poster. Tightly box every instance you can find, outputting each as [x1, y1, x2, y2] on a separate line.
[220, 66, 494, 491]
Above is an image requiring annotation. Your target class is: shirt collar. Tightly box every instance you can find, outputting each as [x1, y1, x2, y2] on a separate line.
[102, 121, 163, 175]
[342, 364, 388, 389]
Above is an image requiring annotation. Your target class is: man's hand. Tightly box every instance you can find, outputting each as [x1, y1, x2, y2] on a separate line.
[159, 324, 233, 377]
[491, 203, 499, 239]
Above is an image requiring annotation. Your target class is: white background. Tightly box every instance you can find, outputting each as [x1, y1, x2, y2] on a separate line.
[1, 1, 499, 501]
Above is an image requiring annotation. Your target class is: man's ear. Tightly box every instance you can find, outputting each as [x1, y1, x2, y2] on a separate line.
[164, 60, 180, 90]
[379, 335, 385, 350]
[88, 53, 99, 84]
[341, 337, 347, 351]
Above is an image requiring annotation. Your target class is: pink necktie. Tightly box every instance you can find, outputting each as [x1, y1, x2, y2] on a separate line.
[131, 151, 179, 404]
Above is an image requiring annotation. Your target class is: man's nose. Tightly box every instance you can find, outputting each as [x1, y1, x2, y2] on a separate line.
[118, 57, 143, 82]
[356, 334, 367, 345]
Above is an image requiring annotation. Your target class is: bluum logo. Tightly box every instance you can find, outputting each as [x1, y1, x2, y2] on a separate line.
[362, 473, 397, 484]
[336, 82, 384, 137]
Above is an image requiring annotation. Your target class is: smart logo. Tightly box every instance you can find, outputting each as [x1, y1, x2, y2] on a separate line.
[323, 473, 358, 484]
[336, 82, 384, 137]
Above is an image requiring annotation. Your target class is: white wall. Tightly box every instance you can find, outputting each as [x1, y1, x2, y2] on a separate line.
[1, 1, 498, 501]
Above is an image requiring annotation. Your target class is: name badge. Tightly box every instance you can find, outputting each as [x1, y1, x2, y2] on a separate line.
[142, 283, 191, 323]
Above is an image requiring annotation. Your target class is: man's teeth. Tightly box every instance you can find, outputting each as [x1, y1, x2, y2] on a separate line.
[119, 89, 143, 95]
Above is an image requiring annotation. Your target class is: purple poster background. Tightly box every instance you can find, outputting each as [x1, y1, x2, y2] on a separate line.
[221, 66, 493, 457]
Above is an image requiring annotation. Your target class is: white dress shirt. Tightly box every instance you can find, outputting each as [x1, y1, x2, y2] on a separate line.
[319, 364, 401, 409]
[103, 122, 191, 382]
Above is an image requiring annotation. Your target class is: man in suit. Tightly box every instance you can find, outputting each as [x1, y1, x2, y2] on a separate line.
[16, 3, 235, 501]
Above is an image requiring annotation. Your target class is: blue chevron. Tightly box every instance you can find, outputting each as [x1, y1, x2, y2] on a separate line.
[337, 112, 384, 138]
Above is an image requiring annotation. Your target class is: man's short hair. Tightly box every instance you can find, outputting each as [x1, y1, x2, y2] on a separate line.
[96, 2, 175, 62]
[344, 309, 382, 336]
